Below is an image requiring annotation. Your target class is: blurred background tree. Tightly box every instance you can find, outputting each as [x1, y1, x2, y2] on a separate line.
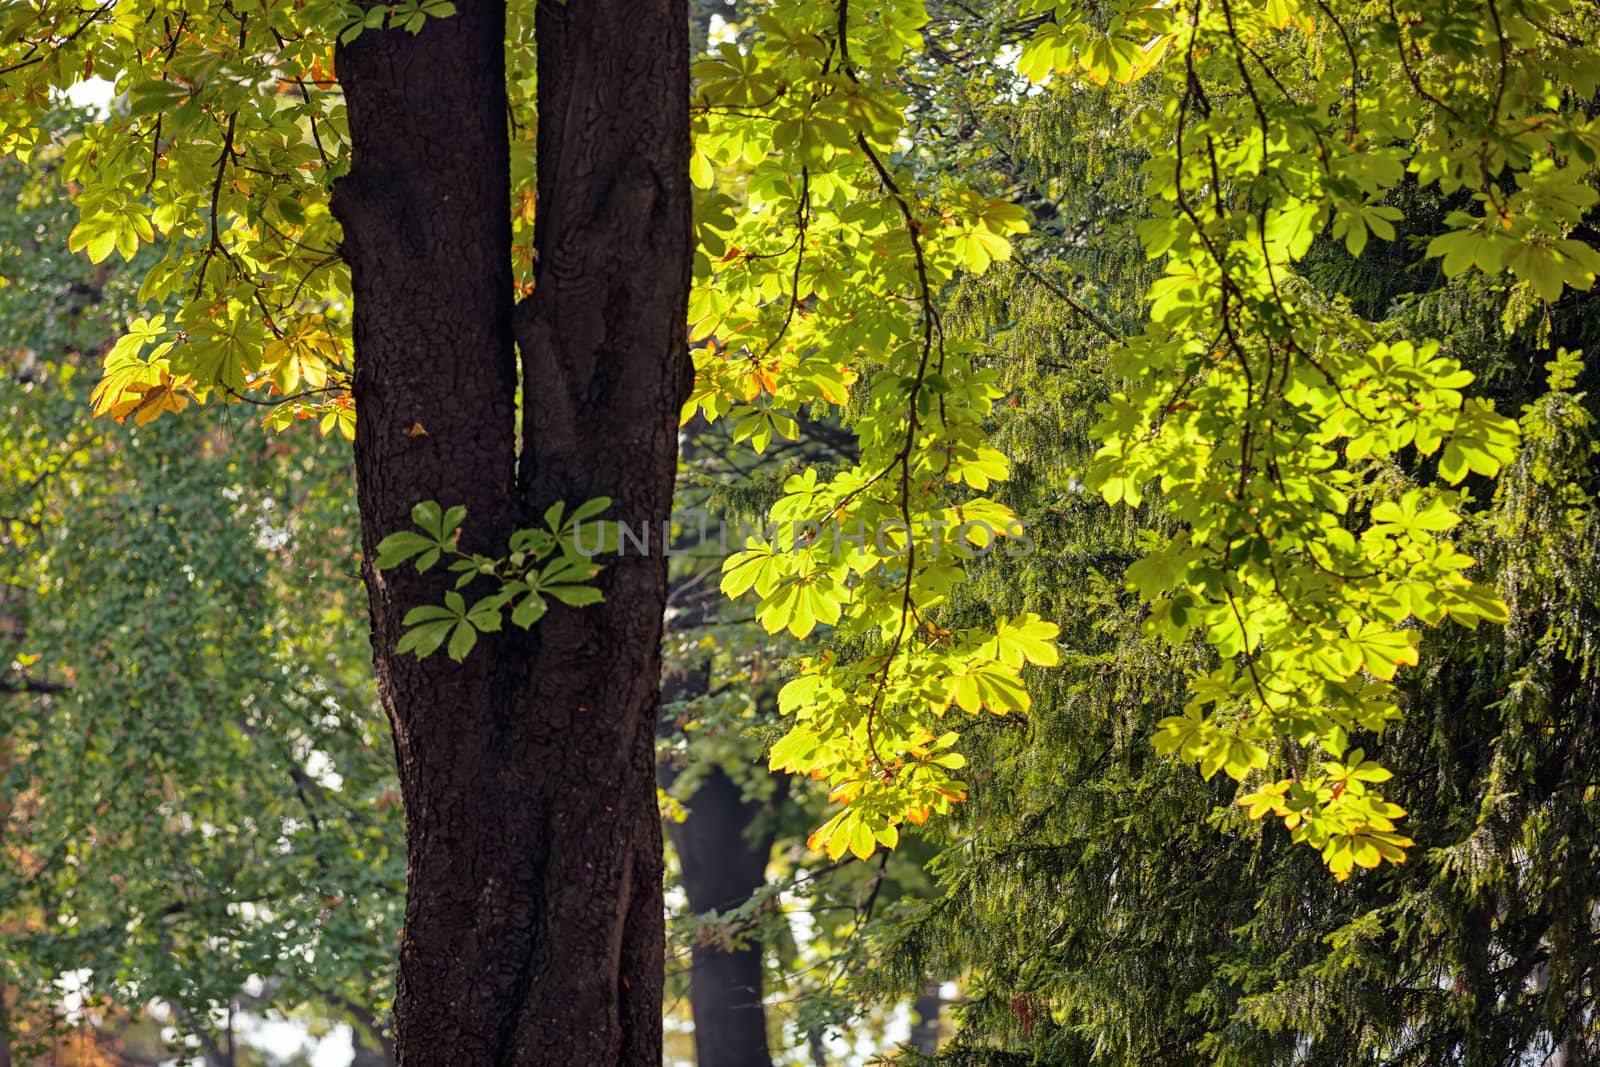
[0, 111, 402, 1067]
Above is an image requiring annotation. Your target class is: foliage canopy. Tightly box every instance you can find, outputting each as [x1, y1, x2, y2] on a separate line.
[4, 0, 1598, 882]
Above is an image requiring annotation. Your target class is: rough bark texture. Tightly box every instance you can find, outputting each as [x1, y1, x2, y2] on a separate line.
[669, 766, 782, 1067]
[330, 0, 690, 1062]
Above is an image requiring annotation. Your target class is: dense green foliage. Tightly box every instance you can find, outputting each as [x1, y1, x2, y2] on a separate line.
[859, 22, 1600, 1061]
[0, 140, 401, 1058]
[6, 0, 1600, 1063]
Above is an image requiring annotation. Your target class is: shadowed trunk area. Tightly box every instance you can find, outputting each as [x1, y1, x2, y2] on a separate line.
[331, 0, 690, 1063]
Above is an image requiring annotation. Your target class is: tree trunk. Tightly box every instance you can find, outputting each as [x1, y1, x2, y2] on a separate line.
[806, 1029, 828, 1067]
[670, 766, 782, 1067]
[331, 0, 690, 1062]
[0, 978, 11, 1067]
[1, 735, 12, 1067]
[908, 978, 942, 1055]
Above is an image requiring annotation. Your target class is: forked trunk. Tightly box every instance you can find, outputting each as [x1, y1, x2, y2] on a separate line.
[331, 0, 690, 1062]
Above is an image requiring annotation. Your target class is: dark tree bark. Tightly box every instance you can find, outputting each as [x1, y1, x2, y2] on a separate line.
[330, 0, 690, 1063]
[669, 766, 783, 1067]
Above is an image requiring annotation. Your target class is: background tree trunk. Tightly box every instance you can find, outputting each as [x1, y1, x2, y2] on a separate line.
[0, 979, 11, 1067]
[658, 614, 787, 1067]
[1, 732, 13, 1067]
[670, 766, 783, 1067]
[909, 978, 942, 1056]
[331, 0, 690, 1063]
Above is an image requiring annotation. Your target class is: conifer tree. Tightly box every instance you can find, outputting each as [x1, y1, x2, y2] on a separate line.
[870, 27, 1600, 1062]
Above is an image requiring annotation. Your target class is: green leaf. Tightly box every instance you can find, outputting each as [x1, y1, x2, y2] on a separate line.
[991, 613, 1061, 667]
[768, 727, 818, 771]
[570, 496, 612, 524]
[545, 584, 604, 608]
[511, 592, 549, 628]
[446, 620, 477, 661]
[374, 531, 435, 570]
[411, 501, 445, 538]
[397, 620, 452, 659]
